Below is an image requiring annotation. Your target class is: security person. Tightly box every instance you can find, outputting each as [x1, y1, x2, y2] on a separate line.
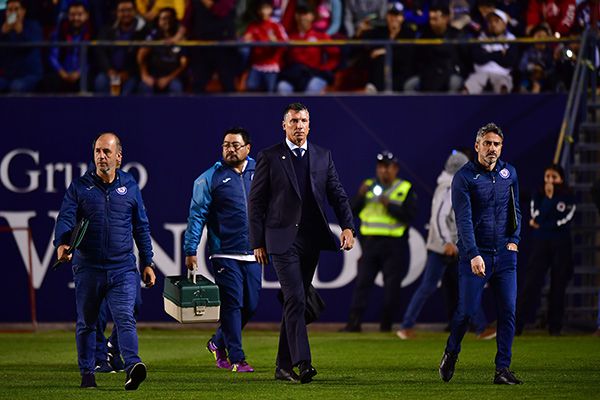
[342, 150, 417, 332]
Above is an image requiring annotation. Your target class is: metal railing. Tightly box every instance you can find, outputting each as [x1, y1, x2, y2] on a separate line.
[0, 35, 581, 94]
[554, 29, 598, 167]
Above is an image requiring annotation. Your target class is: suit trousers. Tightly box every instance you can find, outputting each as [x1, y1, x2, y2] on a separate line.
[445, 248, 518, 369]
[270, 231, 321, 369]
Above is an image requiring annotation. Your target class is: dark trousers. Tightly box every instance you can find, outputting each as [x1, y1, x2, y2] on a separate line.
[270, 232, 320, 370]
[74, 266, 141, 375]
[211, 258, 262, 363]
[347, 236, 409, 329]
[95, 283, 142, 363]
[516, 238, 573, 333]
[445, 248, 517, 369]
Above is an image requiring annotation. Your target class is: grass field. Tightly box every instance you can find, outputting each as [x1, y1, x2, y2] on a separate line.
[1, 328, 599, 399]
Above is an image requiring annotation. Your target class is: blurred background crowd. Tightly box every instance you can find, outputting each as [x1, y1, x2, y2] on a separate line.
[0, 0, 596, 94]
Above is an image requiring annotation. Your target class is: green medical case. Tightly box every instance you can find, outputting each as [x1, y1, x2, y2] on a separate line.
[163, 272, 220, 323]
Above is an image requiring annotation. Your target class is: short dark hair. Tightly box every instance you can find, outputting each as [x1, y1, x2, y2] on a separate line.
[545, 163, 565, 181]
[223, 127, 251, 145]
[6, 0, 25, 8]
[116, 0, 136, 8]
[430, 3, 450, 15]
[68, 1, 88, 11]
[283, 102, 309, 119]
[475, 122, 504, 142]
[92, 132, 123, 154]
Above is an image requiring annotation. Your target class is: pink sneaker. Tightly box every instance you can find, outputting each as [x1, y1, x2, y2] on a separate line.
[231, 360, 254, 373]
[207, 339, 232, 369]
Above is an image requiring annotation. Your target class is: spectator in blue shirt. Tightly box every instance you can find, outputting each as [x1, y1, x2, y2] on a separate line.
[47, 1, 92, 92]
[0, 0, 43, 93]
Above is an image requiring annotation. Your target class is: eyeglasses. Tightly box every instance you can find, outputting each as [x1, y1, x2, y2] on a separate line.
[377, 151, 396, 161]
[222, 142, 246, 150]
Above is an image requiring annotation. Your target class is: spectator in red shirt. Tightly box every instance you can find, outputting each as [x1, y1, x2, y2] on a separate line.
[526, 0, 576, 36]
[243, 0, 288, 92]
[277, 4, 340, 94]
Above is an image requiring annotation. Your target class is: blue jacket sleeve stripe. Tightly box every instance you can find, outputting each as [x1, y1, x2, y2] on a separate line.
[508, 168, 522, 245]
[184, 167, 214, 256]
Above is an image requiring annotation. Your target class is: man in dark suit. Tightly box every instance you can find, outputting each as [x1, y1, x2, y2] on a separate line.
[249, 102, 355, 384]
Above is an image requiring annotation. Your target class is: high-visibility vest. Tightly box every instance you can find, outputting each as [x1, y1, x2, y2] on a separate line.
[359, 178, 412, 237]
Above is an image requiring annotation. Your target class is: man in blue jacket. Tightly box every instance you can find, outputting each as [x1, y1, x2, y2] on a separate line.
[54, 132, 155, 390]
[184, 127, 261, 373]
[439, 123, 523, 385]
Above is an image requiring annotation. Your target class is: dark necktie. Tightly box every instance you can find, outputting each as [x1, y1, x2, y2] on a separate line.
[293, 148, 304, 158]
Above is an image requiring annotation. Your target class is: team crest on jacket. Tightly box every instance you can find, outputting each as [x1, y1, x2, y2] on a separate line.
[557, 201, 566, 212]
[116, 186, 128, 195]
[499, 168, 510, 179]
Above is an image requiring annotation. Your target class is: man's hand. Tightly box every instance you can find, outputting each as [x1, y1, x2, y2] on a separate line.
[507, 243, 518, 252]
[57, 244, 72, 262]
[254, 247, 268, 266]
[185, 255, 197, 271]
[142, 266, 156, 288]
[141, 73, 154, 87]
[370, 48, 386, 59]
[156, 76, 171, 90]
[340, 229, 355, 251]
[443, 243, 458, 257]
[470, 255, 485, 277]
[529, 219, 540, 229]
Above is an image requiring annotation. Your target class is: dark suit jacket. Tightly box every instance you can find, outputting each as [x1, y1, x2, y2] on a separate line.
[249, 141, 355, 254]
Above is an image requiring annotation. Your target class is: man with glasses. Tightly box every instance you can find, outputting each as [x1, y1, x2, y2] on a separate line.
[184, 127, 261, 373]
[341, 150, 417, 332]
[439, 122, 523, 385]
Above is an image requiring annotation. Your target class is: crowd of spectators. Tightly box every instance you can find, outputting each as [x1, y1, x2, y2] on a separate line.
[0, 0, 594, 95]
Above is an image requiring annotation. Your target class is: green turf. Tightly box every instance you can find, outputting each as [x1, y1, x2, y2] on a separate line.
[0, 329, 598, 399]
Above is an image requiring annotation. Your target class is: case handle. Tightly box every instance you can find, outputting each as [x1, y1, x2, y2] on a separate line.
[187, 267, 198, 284]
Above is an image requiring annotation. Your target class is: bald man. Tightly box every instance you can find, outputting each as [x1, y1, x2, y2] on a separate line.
[54, 133, 156, 390]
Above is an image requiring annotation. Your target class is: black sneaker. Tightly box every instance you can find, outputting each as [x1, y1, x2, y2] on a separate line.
[439, 352, 458, 382]
[95, 360, 115, 373]
[125, 362, 147, 390]
[80, 373, 97, 389]
[107, 341, 125, 372]
[494, 368, 522, 385]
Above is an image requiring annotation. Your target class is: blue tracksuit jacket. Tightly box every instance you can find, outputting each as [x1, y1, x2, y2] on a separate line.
[452, 159, 522, 261]
[184, 158, 256, 257]
[54, 168, 154, 270]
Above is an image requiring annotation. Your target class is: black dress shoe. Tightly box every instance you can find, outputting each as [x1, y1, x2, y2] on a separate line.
[274, 367, 299, 382]
[494, 368, 522, 385]
[439, 352, 458, 382]
[298, 361, 317, 384]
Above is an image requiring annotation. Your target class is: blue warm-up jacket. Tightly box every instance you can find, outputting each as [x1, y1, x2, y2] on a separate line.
[452, 159, 522, 261]
[184, 158, 255, 257]
[54, 168, 154, 270]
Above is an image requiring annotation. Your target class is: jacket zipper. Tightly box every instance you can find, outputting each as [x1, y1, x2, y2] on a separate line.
[239, 171, 250, 253]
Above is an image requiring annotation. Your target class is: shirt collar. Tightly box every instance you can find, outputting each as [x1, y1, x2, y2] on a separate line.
[285, 138, 308, 152]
